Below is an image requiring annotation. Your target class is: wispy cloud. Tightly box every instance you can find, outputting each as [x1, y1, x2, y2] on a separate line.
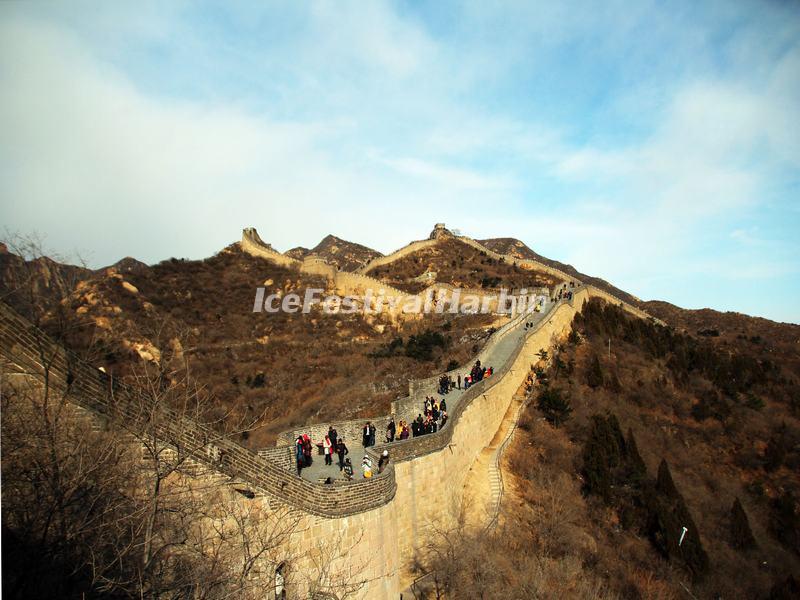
[1, 1, 799, 322]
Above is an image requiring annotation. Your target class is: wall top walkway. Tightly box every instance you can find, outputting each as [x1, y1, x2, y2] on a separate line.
[274, 287, 585, 467]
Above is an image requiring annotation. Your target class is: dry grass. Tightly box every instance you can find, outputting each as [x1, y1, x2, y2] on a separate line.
[49, 245, 498, 447]
[497, 299, 800, 598]
[371, 238, 560, 294]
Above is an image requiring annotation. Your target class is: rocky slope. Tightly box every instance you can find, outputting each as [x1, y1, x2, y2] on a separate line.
[440, 298, 800, 598]
[370, 237, 560, 294]
[3, 242, 495, 447]
[285, 234, 382, 271]
[480, 236, 643, 307]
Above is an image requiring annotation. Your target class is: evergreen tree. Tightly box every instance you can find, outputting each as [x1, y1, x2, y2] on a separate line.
[624, 428, 647, 485]
[582, 417, 613, 502]
[536, 388, 572, 428]
[769, 575, 800, 600]
[607, 414, 626, 460]
[647, 459, 710, 580]
[770, 491, 800, 554]
[764, 429, 787, 472]
[655, 458, 679, 498]
[582, 414, 625, 502]
[607, 370, 623, 393]
[730, 497, 756, 551]
[587, 354, 604, 388]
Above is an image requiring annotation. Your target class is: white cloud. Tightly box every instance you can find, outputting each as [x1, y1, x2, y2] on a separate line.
[376, 155, 513, 190]
[1, 2, 798, 322]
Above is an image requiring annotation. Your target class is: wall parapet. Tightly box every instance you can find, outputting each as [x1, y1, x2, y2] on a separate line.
[242, 228, 524, 314]
[373, 288, 589, 463]
[275, 288, 588, 466]
[246, 224, 660, 328]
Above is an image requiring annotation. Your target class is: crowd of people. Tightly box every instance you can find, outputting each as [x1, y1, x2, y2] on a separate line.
[295, 423, 394, 481]
[406, 396, 448, 437]
[464, 359, 492, 389]
[553, 282, 576, 303]
[294, 357, 502, 482]
[435, 360, 495, 394]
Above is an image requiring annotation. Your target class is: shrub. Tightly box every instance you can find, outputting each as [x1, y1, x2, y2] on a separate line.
[536, 388, 572, 428]
[245, 372, 266, 388]
[745, 393, 765, 411]
[405, 329, 447, 361]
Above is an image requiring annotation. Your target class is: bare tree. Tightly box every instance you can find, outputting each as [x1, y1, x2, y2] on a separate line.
[302, 527, 372, 600]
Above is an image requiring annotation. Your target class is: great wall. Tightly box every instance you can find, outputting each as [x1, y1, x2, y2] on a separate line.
[0, 226, 663, 598]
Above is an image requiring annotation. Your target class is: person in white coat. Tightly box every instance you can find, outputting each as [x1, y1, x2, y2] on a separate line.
[323, 435, 333, 466]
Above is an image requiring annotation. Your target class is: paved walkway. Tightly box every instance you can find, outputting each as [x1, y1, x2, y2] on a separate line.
[396, 303, 553, 425]
[296, 297, 561, 483]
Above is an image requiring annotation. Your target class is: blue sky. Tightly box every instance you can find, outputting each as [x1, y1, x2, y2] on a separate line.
[1, 1, 799, 322]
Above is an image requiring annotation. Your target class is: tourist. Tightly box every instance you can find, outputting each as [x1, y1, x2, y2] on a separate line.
[362, 422, 370, 447]
[295, 436, 304, 475]
[362, 455, 373, 478]
[343, 458, 354, 481]
[387, 418, 396, 442]
[440, 398, 447, 412]
[457, 374, 461, 389]
[368, 422, 376, 446]
[328, 426, 338, 449]
[424, 415, 433, 434]
[378, 450, 390, 473]
[399, 421, 410, 440]
[336, 438, 349, 470]
[441, 411, 448, 428]
[323, 434, 333, 466]
[302, 434, 313, 467]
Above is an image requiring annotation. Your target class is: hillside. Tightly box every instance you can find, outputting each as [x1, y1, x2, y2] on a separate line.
[480, 236, 643, 307]
[12, 243, 497, 447]
[431, 297, 800, 598]
[515, 300, 799, 597]
[370, 237, 561, 294]
[0, 241, 93, 319]
[3, 231, 800, 598]
[284, 234, 382, 271]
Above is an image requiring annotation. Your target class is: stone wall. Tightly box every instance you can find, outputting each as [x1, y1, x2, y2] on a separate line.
[0, 273, 632, 598]
[355, 238, 439, 274]
[241, 227, 301, 269]
[243, 228, 514, 319]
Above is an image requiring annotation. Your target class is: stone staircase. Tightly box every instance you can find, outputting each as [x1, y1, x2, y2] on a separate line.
[485, 390, 529, 533]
